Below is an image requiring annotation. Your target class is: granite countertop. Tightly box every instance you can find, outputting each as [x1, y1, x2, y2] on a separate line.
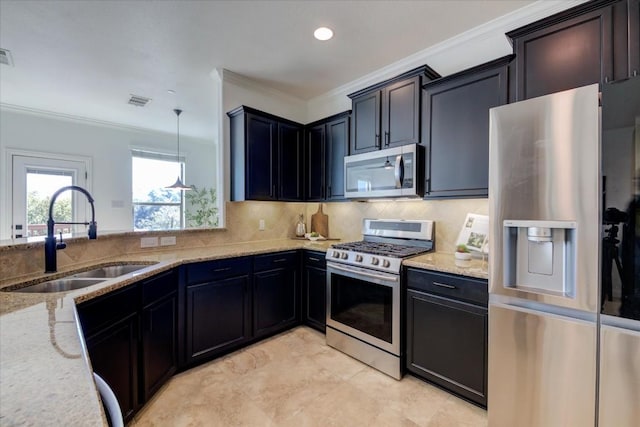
[0, 240, 487, 425]
[403, 252, 489, 280]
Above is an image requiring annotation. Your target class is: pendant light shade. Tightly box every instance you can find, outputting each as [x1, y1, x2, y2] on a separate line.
[166, 108, 192, 190]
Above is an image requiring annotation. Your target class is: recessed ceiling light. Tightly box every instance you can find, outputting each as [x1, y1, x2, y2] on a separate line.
[314, 27, 333, 41]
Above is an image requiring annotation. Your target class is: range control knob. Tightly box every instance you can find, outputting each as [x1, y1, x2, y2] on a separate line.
[355, 255, 363, 262]
[332, 251, 340, 258]
[371, 257, 380, 266]
[382, 259, 391, 268]
[341, 252, 348, 260]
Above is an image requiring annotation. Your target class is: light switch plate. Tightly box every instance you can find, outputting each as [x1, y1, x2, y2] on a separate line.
[140, 237, 158, 248]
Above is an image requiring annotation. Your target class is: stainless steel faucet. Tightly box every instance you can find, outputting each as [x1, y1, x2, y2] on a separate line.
[44, 185, 97, 273]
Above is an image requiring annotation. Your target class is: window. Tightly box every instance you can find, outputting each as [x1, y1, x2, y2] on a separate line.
[132, 150, 184, 230]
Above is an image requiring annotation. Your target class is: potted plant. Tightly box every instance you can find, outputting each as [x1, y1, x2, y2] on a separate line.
[454, 244, 472, 267]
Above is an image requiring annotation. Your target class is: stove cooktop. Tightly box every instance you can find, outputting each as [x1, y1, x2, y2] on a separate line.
[331, 241, 430, 258]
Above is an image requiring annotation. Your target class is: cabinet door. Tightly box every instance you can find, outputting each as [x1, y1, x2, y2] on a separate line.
[406, 289, 487, 407]
[254, 267, 298, 338]
[326, 115, 349, 200]
[304, 264, 326, 332]
[424, 62, 508, 198]
[305, 124, 326, 201]
[510, 4, 615, 100]
[185, 275, 251, 364]
[279, 122, 303, 201]
[85, 315, 139, 423]
[141, 294, 177, 402]
[383, 76, 421, 148]
[246, 113, 278, 200]
[351, 91, 381, 154]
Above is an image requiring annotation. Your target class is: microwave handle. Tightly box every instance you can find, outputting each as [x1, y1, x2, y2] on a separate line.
[394, 155, 404, 188]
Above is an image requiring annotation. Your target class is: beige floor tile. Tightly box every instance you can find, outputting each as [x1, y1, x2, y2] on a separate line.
[133, 327, 487, 427]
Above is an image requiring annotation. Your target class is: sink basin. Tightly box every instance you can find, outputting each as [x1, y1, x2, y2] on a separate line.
[12, 278, 106, 293]
[70, 264, 152, 279]
[5, 263, 156, 293]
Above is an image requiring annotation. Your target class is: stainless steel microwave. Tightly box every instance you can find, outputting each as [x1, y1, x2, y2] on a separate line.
[344, 144, 424, 199]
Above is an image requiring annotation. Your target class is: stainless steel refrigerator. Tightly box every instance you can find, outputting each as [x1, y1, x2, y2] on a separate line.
[488, 80, 640, 427]
[488, 83, 600, 426]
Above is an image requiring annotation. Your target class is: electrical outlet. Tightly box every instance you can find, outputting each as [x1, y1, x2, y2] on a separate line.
[160, 236, 176, 246]
[140, 237, 158, 248]
[259, 219, 265, 230]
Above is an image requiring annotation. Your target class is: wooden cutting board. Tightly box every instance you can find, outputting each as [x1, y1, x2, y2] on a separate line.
[310, 204, 329, 238]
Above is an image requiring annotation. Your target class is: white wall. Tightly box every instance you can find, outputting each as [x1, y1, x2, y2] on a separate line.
[0, 107, 217, 240]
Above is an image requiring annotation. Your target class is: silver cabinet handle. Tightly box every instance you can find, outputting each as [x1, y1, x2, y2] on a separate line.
[308, 257, 320, 262]
[433, 281, 456, 289]
[214, 267, 231, 272]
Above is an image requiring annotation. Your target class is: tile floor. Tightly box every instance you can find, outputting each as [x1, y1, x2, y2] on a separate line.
[132, 327, 487, 427]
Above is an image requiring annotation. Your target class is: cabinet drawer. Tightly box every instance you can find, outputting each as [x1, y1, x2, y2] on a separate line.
[141, 269, 178, 306]
[185, 257, 252, 285]
[254, 251, 298, 271]
[77, 284, 139, 335]
[405, 268, 487, 306]
[303, 250, 326, 268]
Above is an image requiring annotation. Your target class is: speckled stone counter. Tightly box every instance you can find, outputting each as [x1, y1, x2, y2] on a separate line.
[403, 251, 489, 280]
[0, 239, 333, 426]
[0, 241, 486, 425]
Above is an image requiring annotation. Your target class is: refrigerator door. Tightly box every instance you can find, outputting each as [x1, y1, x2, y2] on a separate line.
[598, 316, 640, 427]
[488, 302, 597, 427]
[489, 84, 600, 313]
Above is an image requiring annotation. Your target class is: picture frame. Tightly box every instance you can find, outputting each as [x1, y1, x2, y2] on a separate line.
[456, 213, 489, 254]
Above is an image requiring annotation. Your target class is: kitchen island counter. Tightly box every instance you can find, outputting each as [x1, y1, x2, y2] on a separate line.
[0, 239, 333, 426]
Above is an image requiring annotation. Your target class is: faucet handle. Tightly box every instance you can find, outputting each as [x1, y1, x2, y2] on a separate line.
[88, 222, 97, 240]
[56, 231, 67, 250]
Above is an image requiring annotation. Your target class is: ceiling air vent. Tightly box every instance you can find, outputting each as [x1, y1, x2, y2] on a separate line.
[128, 94, 151, 107]
[0, 48, 14, 66]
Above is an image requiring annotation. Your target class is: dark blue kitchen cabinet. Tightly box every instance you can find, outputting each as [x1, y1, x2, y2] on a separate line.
[348, 66, 440, 155]
[305, 111, 350, 201]
[228, 106, 303, 201]
[507, 0, 633, 101]
[303, 250, 326, 332]
[253, 251, 300, 338]
[77, 283, 141, 423]
[140, 269, 178, 402]
[405, 268, 488, 407]
[184, 257, 252, 366]
[422, 56, 511, 199]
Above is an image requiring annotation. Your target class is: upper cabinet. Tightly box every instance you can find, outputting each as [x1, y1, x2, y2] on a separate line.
[507, 0, 635, 101]
[348, 66, 440, 155]
[305, 111, 350, 201]
[422, 56, 511, 199]
[228, 106, 303, 201]
[630, 0, 639, 76]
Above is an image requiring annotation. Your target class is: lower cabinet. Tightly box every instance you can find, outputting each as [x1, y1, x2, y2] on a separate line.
[405, 268, 488, 407]
[303, 250, 326, 332]
[140, 270, 179, 401]
[253, 251, 299, 338]
[184, 257, 252, 365]
[77, 269, 179, 423]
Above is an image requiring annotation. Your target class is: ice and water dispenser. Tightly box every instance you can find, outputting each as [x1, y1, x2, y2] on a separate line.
[502, 220, 577, 297]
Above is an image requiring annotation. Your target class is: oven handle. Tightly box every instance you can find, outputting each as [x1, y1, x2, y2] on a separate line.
[327, 263, 398, 283]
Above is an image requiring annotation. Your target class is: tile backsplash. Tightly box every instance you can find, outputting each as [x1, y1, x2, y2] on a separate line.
[2, 199, 487, 281]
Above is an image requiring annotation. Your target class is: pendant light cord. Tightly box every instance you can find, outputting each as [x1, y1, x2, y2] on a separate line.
[174, 108, 182, 170]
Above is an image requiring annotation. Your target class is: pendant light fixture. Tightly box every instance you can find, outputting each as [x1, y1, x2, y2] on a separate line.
[166, 108, 192, 190]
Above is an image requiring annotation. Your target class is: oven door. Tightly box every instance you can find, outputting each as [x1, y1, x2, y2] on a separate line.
[326, 261, 400, 355]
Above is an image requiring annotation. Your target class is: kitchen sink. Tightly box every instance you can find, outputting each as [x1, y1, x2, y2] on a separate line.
[6, 263, 156, 293]
[70, 264, 152, 279]
[13, 278, 106, 293]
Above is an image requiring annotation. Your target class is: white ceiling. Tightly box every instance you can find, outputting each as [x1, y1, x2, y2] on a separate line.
[1, 0, 565, 140]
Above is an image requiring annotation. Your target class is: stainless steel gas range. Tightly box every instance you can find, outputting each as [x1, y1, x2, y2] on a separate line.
[325, 218, 434, 379]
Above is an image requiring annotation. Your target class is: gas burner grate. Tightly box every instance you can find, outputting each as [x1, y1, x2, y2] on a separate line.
[331, 241, 430, 258]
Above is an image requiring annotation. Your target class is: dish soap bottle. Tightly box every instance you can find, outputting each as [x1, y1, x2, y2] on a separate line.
[295, 214, 306, 237]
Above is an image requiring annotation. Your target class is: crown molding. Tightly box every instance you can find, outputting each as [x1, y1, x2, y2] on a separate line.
[308, 0, 589, 106]
[219, 68, 307, 108]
